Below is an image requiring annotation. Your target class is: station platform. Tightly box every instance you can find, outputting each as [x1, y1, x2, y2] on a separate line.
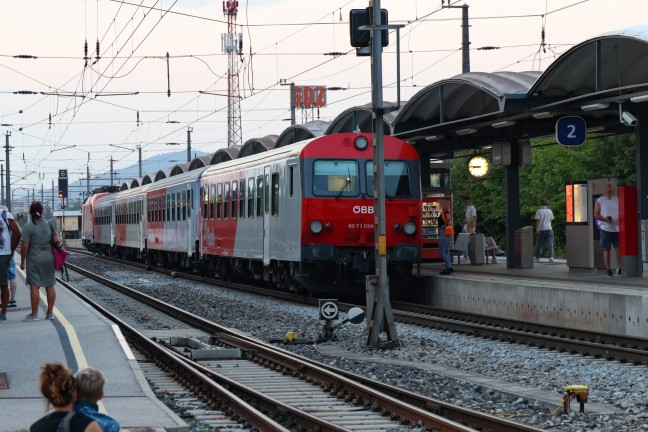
[0, 256, 188, 432]
[408, 258, 648, 338]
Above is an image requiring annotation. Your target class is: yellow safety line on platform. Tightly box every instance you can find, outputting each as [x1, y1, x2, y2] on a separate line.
[17, 265, 107, 414]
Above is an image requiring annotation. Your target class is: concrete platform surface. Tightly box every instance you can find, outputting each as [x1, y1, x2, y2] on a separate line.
[412, 259, 648, 337]
[0, 256, 188, 432]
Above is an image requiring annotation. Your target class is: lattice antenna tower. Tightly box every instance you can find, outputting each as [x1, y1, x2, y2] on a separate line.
[222, 0, 243, 147]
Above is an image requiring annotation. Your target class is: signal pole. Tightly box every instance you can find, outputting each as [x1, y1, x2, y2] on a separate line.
[187, 127, 192, 162]
[442, 2, 470, 73]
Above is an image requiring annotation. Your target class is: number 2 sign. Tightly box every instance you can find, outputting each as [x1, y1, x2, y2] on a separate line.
[555, 116, 586, 146]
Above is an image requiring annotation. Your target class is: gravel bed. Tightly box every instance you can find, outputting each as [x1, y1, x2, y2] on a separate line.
[68, 253, 648, 431]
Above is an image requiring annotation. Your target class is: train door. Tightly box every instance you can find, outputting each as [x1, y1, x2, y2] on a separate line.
[263, 166, 270, 265]
[185, 186, 192, 256]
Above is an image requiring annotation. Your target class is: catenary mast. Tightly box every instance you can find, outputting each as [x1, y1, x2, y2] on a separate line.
[222, 1, 243, 147]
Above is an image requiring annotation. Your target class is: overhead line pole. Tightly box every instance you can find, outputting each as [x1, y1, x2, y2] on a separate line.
[366, 0, 399, 347]
[5, 131, 11, 212]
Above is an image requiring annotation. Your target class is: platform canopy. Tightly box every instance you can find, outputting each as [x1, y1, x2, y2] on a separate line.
[169, 161, 190, 177]
[211, 145, 242, 164]
[237, 135, 277, 158]
[325, 102, 398, 135]
[393, 28, 648, 154]
[130, 179, 140, 188]
[154, 169, 170, 182]
[188, 154, 212, 171]
[274, 121, 328, 148]
[120, 182, 129, 191]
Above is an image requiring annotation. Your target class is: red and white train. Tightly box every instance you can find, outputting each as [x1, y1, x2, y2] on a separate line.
[82, 133, 422, 292]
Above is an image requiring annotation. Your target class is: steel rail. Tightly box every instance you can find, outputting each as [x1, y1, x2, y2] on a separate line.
[64, 261, 530, 432]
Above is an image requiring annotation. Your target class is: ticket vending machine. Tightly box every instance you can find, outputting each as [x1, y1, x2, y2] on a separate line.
[565, 179, 639, 276]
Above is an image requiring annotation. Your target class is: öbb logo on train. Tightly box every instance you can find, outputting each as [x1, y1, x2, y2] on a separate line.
[352, 205, 374, 214]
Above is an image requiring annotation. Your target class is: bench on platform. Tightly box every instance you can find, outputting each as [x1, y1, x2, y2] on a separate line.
[450, 233, 470, 264]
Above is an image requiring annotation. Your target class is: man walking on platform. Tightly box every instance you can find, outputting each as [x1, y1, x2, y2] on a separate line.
[594, 183, 621, 277]
[534, 199, 555, 262]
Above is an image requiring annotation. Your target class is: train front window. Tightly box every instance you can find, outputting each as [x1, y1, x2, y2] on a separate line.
[366, 161, 412, 198]
[312, 160, 359, 197]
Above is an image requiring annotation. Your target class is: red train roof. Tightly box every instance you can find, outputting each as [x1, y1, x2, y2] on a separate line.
[300, 133, 419, 160]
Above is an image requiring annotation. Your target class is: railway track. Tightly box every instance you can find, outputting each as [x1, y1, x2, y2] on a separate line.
[62, 259, 543, 432]
[69, 249, 648, 366]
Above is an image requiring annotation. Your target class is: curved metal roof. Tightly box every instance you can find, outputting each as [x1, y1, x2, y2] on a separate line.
[120, 182, 129, 191]
[529, 28, 648, 98]
[325, 102, 397, 135]
[141, 174, 152, 185]
[154, 169, 170, 182]
[188, 154, 212, 171]
[130, 179, 140, 188]
[392, 71, 541, 136]
[238, 136, 277, 158]
[275, 121, 329, 148]
[211, 146, 242, 164]
[169, 161, 191, 177]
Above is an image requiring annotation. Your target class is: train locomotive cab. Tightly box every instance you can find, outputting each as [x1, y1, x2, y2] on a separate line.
[297, 133, 422, 292]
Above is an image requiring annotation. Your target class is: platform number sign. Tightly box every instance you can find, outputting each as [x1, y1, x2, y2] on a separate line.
[555, 116, 586, 146]
[319, 299, 339, 321]
[58, 169, 68, 179]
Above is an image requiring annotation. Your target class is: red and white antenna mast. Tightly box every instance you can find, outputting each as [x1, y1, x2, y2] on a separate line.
[222, 1, 243, 147]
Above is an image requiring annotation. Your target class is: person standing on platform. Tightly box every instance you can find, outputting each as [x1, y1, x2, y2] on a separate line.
[1, 204, 19, 308]
[461, 196, 477, 259]
[74, 368, 121, 432]
[0, 205, 21, 322]
[30, 363, 101, 432]
[594, 183, 622, 277]
[438, 201, 455, 275]
[21, 201, 60, 322]
[534, 199, 555, 263]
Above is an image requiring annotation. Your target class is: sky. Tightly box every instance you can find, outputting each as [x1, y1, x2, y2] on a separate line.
[0, 0, 647, 204]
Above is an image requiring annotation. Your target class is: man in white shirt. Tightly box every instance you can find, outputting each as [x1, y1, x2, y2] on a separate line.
[0, 207, 22, 321]
[594, 183, 621, 277]
[462, 196, 477, 259]
[534, 199, 555, 262]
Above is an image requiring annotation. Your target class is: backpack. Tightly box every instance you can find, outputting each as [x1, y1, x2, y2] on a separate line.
[49, 222, 69, 271]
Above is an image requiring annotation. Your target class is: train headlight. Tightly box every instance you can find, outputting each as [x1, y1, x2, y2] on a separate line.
[403, 221, 417, 235]
[393, 223, 402, 233]
[354, 135, 369, 150]
[324, 222, 334, 232]
[310, 220, 323, 234]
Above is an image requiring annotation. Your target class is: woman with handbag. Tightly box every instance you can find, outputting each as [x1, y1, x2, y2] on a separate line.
[21, 201, 60, 322]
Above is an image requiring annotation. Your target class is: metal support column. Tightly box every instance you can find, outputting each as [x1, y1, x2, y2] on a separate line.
[187, 127, 193, 163]
[5, 131, 11, 212]
[138, 145, 142, 178]
[461, 5, 470, 73]
[366, 0, 398, 347]
[110, 156, 114, 186]
[505, 139, 520, 268]
[636, 109, 648, 276]
[1, 164, 4, 205]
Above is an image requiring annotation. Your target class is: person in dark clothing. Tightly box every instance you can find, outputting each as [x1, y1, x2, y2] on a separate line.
[30, 363, 101, 432]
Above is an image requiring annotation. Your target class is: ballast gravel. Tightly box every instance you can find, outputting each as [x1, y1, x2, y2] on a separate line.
[68, 254, 648, 431]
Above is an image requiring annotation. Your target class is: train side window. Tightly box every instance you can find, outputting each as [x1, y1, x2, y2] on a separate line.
[224, 182, 230, 219]
[182, 191, 187, 220]
[166, 194, 171, 222]
[256, 176, 263, 217]
[176, 192, 181, 221]
[289, 166, 294, 197]
[231, 181, 237, 219]
[202, 186, 208, 218]
[239, 180, 245, 219]
[217, 183, 223, 220]
[271, 173, 279, 216]
[209, 184, 216, 219]
[171, 194, 176, 221]
[264, 174, 270, 214]
[247, 178, 254, 218]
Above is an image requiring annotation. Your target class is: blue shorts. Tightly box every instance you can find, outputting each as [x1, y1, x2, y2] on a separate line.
[600, 229, 619, 251]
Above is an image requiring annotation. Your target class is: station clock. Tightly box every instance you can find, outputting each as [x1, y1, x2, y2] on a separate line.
[467, 155, 490, 178]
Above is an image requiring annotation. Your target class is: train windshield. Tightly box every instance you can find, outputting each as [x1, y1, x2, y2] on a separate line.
[366, 161, 413, 198]
[312, 160, 359, 197]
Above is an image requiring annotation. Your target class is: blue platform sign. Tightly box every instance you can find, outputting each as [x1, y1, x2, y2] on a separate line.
[555, 116, 586, 146]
